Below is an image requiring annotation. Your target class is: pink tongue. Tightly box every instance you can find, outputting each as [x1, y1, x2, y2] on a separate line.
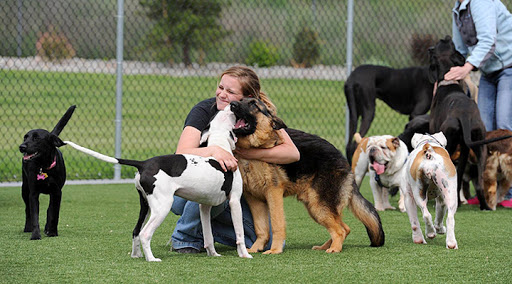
[372, 162, 385, 175]
[234, 119, 247, 129]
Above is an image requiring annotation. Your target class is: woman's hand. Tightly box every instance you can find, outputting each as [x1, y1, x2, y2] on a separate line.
[210, 146, 238, 172]
[444, 62, 474, 81]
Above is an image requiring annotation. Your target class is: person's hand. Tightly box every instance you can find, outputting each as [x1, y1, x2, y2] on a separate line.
[234, 148, 260, 160]
[444, 62, 473, 81]
[211, 146, 238, 172]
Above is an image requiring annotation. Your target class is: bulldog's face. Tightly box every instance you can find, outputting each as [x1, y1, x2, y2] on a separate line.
[367, 136, 402, 175]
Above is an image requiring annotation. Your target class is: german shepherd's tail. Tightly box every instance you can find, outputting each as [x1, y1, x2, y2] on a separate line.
[348, 181, 385, 247]
[51, 105, 77, 136]
[64, 140, 144, 170]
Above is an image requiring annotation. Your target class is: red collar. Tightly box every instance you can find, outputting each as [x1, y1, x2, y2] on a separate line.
[47, 155, 57, 170]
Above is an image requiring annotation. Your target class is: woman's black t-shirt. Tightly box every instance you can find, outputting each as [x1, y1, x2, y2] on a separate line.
[183, 97, 218, 132]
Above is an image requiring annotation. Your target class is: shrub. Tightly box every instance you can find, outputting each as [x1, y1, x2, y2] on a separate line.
[410, 33, 436, 66]
[245, 40, 279, 67]
[36, 25, 76, 61]
[292, 26, 320, 68]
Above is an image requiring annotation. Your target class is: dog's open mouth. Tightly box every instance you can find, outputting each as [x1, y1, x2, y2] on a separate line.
[371, 161, 387, 175]
[22, 152, 38, 161]
[234, 118, 249, 130]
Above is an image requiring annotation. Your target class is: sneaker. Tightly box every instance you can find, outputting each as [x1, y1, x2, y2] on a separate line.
[498, 200, 512, 208]
[466, 197, 480, 205]
[172, 247, 201, 254]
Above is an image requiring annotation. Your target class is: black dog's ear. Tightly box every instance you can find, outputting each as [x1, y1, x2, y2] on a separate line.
[52, 134, 66, 148]
[427, 47, 439, 83]
[272, 116, 287, 130]
[443, 35, 452, 42]
[451, 49, 466, 67]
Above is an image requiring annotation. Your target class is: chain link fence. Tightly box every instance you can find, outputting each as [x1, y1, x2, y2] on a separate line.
[2, 0, 509, 182]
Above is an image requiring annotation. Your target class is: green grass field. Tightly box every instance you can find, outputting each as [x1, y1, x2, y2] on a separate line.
[2, 70, 408, 182]
[1, 179, 511, 283]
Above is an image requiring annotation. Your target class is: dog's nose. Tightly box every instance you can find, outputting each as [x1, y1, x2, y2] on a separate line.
[19, 144, 27, 153]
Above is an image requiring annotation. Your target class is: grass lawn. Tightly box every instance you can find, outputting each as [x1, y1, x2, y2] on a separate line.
[1, 178, 511, 283]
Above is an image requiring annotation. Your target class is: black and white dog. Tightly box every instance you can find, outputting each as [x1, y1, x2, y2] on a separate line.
[65, 105, 252, 262]
[19, 105, 76, 240]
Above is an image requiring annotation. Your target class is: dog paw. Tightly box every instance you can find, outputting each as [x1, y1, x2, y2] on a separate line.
[446, 241, 458, 249]
[45, 231, 58, 237]
[426, 232, 437, 239]
[147, 257, 162, 262]
[30, 234, 41, 240]
[262, 248, 282, 255]
[435, 226, 446, 234]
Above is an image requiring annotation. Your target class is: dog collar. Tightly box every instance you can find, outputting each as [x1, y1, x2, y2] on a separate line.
[437, 80, 460, 87]
[415, 134, 444, 148]
[37, 155, 56, 181]
[47, 155, 57, 170]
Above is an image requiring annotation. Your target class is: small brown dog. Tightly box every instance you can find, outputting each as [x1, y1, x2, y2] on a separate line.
[483, 129, 512, 210]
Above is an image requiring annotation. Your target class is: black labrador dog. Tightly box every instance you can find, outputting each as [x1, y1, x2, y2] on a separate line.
[19, 105, 76, 239]
[344, 65, 434, 162]
[428, 36, 512, 210]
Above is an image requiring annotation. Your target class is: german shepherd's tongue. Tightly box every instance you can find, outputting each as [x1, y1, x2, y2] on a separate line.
[234, 119, 247, 129]
[372, 161, 386, 175]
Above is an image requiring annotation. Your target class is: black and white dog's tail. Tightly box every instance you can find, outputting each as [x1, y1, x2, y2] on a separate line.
[64, 140, 144, 170]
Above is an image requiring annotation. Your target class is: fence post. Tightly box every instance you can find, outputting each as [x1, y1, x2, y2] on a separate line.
[345, 0, 354, 146]
[114, 0, 124, 180]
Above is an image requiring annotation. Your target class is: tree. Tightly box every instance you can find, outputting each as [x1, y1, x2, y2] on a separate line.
[139, 0, 230, 66]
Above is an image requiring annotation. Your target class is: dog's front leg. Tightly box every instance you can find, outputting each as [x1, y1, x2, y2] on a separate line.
[433, 196, 447, 235]
[199, 204, 220, 257]
[28, 191, 42, 240]
[21, 182, 32, 233]
[369, 176, 385, 211]
[264, 187, 286, 255]
[45, 190, 62, 237]
[245, 195, 270, 253]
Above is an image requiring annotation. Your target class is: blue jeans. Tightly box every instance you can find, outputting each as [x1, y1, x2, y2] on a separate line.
[478, 68, 512, 131]
[170, 196, 273, 251]
[478, 67, 512, 199]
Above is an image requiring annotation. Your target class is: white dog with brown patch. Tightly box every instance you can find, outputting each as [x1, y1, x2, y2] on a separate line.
[351, 133, 408, 212]
[402, 132, 458, 249]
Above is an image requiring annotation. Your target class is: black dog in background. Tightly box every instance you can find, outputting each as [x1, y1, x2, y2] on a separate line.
[344, 65, 434, 162]
[19, 105, 76, 239]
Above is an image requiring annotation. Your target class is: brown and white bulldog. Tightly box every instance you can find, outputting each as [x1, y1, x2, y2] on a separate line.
[351, 133, 408, 211]
[402, 132, 458, 249]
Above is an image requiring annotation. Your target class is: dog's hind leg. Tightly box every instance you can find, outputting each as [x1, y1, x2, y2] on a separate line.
[139, 195, 173, 262]
[313, 213, 350, 253]
[132, 190, 149, 258]
[45, 190, 62, 237]
[245, 195, 270, 253]
[199, 204, 221, 257]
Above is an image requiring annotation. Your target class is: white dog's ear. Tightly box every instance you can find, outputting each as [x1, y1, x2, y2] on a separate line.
[433, 132, 447, 147]
[411, 133, 423, 148]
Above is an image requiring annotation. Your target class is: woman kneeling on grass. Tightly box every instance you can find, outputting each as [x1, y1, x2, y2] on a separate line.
[170, 65, 300, 253]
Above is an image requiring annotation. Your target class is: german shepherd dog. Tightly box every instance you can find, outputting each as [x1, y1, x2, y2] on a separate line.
[230, 98, 385, 254]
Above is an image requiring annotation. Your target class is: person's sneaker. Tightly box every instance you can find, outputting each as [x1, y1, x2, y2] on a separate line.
[498, 200, 512, 208]
[466, 196, 480, 205]
[172, 247, 200, 254]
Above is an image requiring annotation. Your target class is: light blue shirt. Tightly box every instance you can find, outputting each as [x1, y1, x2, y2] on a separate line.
[452, 0, 512, 74]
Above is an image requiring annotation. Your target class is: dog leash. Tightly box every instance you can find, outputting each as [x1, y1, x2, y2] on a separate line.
[37, 155, 57, 180]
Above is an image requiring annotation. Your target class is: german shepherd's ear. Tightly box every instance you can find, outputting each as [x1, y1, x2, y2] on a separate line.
[272, 115, 287, 130]
[427, 46, 439, 84]
[52, 134, 66, 148]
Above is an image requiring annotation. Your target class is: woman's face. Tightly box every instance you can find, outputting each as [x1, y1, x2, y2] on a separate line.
[216, 75, 244, 110]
